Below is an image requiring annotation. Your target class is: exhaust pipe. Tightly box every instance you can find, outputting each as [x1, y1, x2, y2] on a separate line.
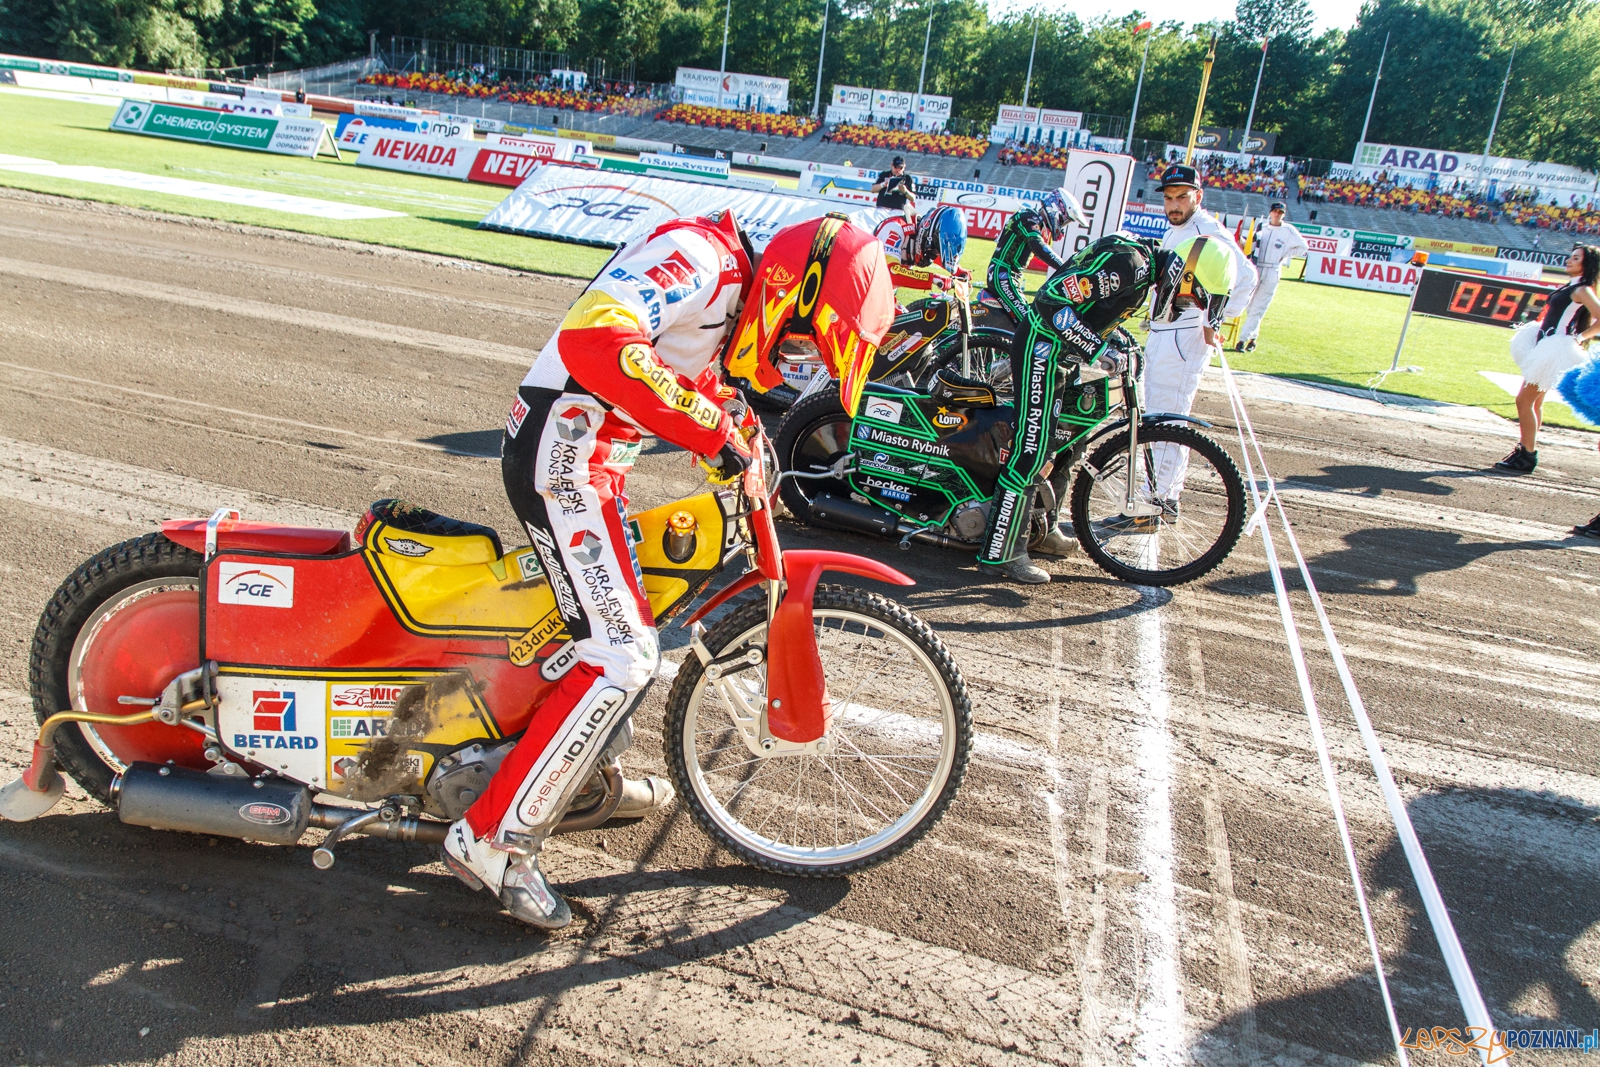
[118, 762, 312, 845]
[115, 762, 450, 850]
[808, 493, 974, 552]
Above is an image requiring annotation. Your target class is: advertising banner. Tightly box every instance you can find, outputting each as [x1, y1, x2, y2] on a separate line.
[1353, 142, 1598, 197]
[1412, 236, 1501, 257]
[336, 113, 412, 150]
[468, 147, 547, 187]
[489, 133, 591, 161]
[1039, 109, 1083, 133]
[1410, 268, 1557, 328]
[995, 104, 1040, 132]
[914, 93, 953, 130]
[830, 85, 873, 120]
[873, 89, 915, 120]
[675, 68, 789, 111]
[1058, 150, 1134, 259]
[638, 152, 731, 180]
[110, 98, 323, 157]
[1349, 231, 1408, 261]
[357, 131, 479, 180]
[1304, 252, 1421, 295]
[1121, 206, 1169, 240]
[1497, 246, 1571, 268]
[480, 164, 882, 249]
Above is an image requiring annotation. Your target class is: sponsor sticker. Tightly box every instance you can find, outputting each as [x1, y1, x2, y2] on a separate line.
[515, 550, 544, 581]
[507, 395, 529, 438]
[329, 684, 404, 710]
[383, 537, 432, 557]
[508, 610, 565, 667]
[864, 397, 904, 422]
[217, 562, 294, 608]
[238, 801, 293, 826]
[330, 715, 390, 739]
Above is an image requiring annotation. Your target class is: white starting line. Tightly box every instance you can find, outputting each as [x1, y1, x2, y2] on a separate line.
[0, 154, 405, 220]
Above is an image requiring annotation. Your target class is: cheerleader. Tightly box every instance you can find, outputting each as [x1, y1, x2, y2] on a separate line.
[1496, 244, 1600, 473]
[1557, 343, 1600, 537]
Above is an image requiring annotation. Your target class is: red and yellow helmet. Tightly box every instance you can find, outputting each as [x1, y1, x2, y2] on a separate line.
[726, 213, 895, 416]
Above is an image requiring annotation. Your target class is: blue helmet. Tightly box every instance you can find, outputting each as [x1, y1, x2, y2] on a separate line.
[913, 204, 968, 272]
[1039, 189, 1089, 240]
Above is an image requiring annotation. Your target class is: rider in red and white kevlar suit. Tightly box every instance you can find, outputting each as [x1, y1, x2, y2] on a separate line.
[445, 211, 895, 928]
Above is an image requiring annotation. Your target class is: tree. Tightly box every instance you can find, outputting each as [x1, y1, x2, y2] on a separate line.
[1234, 0, 1311, 41]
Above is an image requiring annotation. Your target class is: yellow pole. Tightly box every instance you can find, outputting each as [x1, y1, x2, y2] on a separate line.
[1184, 33, 1218, 164]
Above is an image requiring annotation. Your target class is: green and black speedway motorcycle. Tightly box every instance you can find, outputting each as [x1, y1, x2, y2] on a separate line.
[773, 334, 1247, 587]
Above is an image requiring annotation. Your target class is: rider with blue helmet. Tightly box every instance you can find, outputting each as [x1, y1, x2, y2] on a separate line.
[873, 203, 968, 293]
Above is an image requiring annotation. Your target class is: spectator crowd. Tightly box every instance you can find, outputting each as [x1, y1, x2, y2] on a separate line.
[359, 70, 661, 116]
[657, 104, 819, 139]
[823, 121, 986, 159]
[1146, 154, 1600, 236]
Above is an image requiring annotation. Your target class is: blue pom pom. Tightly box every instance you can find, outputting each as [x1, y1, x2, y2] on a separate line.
[1557, 357, 1600, 427]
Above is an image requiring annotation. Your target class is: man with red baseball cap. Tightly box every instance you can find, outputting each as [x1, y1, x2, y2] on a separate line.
[443, 211, 894, 930]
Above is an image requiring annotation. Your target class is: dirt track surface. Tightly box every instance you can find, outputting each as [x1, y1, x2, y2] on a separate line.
[0, 188, 1598, 1066]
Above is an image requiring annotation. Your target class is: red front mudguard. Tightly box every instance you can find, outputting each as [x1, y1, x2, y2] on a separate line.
[683, 549, 913, 743]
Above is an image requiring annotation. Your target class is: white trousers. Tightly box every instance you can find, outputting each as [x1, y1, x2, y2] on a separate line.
[1240, 266, 1282, 342]
[1142, 325, 1213, 499]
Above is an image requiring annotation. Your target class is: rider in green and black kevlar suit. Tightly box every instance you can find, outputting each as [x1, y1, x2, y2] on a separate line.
[978, 228, 1179, 585]
[986, 190, 1087, 325]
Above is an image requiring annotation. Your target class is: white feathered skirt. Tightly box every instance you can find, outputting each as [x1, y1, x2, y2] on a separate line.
[1512, 321, 1589, 391]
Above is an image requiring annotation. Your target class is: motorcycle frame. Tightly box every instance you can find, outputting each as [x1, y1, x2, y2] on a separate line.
[2, 427, 915, 817]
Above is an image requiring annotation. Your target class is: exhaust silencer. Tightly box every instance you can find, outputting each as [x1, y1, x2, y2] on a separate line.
[117, 762, 310, 846]
[809, 494, 900, 539]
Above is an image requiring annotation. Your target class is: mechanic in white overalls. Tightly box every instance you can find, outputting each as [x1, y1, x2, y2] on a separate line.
[1145, 163, 1256, 502]
[1236, 200, 1308, 352]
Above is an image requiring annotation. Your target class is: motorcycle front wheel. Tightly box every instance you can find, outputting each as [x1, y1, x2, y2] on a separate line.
[663, 587, 971, 877]
[1070, 423, 1246, 586]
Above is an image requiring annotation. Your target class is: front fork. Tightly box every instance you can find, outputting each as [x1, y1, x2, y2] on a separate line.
[681, 551, 913, 755]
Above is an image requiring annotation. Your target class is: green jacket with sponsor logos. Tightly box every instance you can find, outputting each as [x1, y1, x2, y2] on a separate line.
[1031, 232, 1156, 361]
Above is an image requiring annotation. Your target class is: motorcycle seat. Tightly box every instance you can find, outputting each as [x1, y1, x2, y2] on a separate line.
[930, 368, 998, 409]
[362, 499, 504, 566]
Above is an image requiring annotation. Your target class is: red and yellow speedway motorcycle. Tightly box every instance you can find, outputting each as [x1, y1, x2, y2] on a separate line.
[1, 432, 973, 879]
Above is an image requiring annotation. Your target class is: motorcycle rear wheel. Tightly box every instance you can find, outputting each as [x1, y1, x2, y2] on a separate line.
[773, 385, 853, 522]
[927, 334, 1015, 397]
[663, 587, 971, 877]
[28, 533, 208, 803]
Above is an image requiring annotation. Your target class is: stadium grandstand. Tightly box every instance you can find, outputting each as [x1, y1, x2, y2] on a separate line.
[278, 50, 1596, 257]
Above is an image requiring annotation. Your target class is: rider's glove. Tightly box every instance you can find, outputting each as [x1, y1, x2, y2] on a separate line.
[699, 439, 752, 484]
[1090, 343, 1128, 376]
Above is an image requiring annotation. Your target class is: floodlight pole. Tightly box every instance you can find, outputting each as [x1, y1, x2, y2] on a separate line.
[718, 0, 732, 108]
[1241, 28, 1270, 160]
[1478, 47, 1515, 192]
[1127, 23, 1152, 150]
[917, 1, 934, 100]
[1022, 16, 1039, 108]
[811, 0, 829, 117]
[1357, 31, 1388, 151]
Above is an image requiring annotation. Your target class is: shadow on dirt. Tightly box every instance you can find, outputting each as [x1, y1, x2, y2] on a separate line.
[1207, 526, 1565, 598]
[0, 795, 846, 1065]
[1197, 787, 1600, 1064]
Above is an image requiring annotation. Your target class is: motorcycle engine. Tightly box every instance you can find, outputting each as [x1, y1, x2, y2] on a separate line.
[423, 719, 637, 821]
[949, 501, 989, 542]
[425, 741, 512, 820]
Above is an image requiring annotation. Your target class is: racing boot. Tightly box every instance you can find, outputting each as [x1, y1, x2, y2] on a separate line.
[613, 775, 676, 818]
[977, 480, 1051, 584]
[447, 667, 638, 931]
[1033, 524, 1078, 557]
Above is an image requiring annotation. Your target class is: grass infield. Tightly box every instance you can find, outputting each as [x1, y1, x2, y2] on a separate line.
[0, 91, 611, 278]
[0, 90, 1591, 430]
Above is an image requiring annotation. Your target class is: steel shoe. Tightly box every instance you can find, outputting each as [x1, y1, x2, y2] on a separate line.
[441, 818, 510, 893]
[499, 855, 572, 930]
[613, 775, 676, 819]
[1033, 524, 1078, 557]
[979, 551, 1050, 584]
